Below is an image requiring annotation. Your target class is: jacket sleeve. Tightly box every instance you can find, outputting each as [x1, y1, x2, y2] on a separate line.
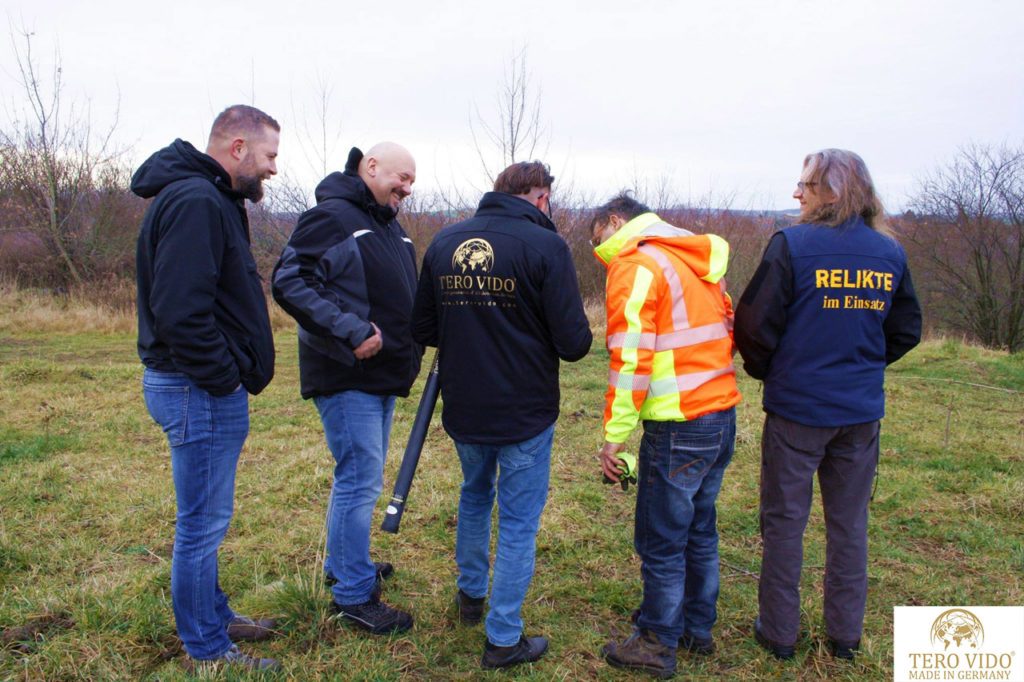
[602, 257, 658, 444]
[734, 233, 792, 380]
[271, 205, 375, 351]
[883, 263, 923, 365]
[410, 246, 439, 348]
[148, 193, 239, 395]
[540, 240, 593, 362]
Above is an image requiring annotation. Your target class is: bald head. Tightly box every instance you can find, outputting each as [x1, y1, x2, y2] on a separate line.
[359, 142, 416, 211]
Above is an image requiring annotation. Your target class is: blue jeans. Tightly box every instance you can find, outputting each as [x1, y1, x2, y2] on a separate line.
[314, 390, 396, 605]
[453, 424, 554, 648]
[142, 369, 247, 660]
[634, 407, 736, 648]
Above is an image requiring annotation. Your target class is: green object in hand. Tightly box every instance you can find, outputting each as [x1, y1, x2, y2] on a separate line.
[617, 452, 638, 481]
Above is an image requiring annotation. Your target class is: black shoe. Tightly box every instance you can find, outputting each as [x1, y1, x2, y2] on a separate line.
[754, 618, 794, 660]
[455, 589, 485, 625]
[827, 638, 860, 660]
[333, 593, 413, 635]
[481, 635, 548, 669]
[680, 632, 715, 655]
[191, 644, 279, 672]
[630, 608, 714, 654]
[325, 561, 393, 587]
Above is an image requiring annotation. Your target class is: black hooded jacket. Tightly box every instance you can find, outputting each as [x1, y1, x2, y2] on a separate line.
[411, 192, 592, 444]
[271, 148, 422, 399]
[133, 139, 275, 396]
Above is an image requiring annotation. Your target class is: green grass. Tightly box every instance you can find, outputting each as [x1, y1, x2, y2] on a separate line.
[0, 325, 1021, 680]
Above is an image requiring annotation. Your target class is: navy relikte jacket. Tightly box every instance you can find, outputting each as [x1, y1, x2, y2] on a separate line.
[133, 139, 275, 396]
[411, 191, 593, 444]
[734, 218, 922, 427]
[272, 147, 422, 399]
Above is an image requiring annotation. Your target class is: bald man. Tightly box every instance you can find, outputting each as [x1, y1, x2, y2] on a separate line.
[272, 144, 422, 635]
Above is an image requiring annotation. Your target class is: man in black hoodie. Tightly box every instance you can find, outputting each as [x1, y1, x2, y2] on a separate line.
[411, 161, 592, 669]
[272, 142, 422, 635]
[133, 105, 280, 671]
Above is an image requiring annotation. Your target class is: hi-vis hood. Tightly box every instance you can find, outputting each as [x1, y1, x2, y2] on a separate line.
[594, 212, 729, 284]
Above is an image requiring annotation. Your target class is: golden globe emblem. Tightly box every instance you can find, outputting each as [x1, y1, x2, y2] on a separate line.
[929, 608, 984, 651]
[452, 238, 494, 274]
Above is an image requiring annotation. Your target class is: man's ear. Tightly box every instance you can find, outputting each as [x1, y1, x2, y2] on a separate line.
[364, 156, 378, 177]
[230, 137, 246, 161]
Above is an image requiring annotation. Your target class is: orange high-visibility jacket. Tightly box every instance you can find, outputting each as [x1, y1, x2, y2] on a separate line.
[594, 213, 742, 443]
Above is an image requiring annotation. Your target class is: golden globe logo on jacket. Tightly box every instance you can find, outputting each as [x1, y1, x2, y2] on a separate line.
[894, 607, 1023, 681]
[439, 238, 517, 307]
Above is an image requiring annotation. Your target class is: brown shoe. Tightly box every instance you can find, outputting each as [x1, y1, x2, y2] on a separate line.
[225, 615, 278, 642]
[602, 628, 677, 679]
[455, 589, 485, 625]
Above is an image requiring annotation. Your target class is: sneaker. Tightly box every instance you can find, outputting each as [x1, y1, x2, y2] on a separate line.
[754, 618, 795, 660]
[333, 593, 413, 635]
[454, 589, 485, 625]
[827, 638, 860, 660]
[629, 608, 714, 654]
[191, 644, 279, 671]
[481, 635, 548, 669]
[226, 615, 278, 643]
[602, 628, 677, 679]
[325, 561, 394, 587]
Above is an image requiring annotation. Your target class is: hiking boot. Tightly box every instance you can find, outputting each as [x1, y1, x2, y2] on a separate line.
[827, 637, 860, 660]
[481, 634, 548, 669]
[191, 644, 279, 672]
[226, 615, 278, 643]
[629, 608, 714, 654]
[454, 589, 485, 625]
[754, 618, 795, 660]
[333, 593, 413, 635]
[325, 561, 394, 587]
[602, 628, 677, 679]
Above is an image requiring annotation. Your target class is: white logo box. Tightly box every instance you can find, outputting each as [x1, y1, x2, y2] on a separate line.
[894, 606, 1023, 682]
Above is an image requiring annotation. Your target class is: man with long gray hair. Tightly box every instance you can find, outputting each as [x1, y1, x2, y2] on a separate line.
[735, 149, 921, 661]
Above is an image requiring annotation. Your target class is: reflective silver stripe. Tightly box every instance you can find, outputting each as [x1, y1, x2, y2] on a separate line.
[638, 243, 688, 329]
[608, 370, 651, 391]
[609, 323, 728, 351]
[402, 237, 414, 244]
[654, 322, 729, 350]
[647, 364, 736, 396]
[642, 221, 694, 238]
[608, 331, 657, 350]
[353, 230, 373, 239]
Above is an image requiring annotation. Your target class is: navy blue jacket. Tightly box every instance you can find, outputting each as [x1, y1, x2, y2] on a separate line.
[411, 192, 593, 444]
[134, 139, 275, 396]
[272, 148, 422, 399]
[734, 218, 922, 426]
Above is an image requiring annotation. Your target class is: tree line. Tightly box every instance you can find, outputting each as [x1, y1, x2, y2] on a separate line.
[1, 31, 1021, 352]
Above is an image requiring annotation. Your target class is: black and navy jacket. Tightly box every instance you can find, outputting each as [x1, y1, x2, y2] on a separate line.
[734, 217, 922, 427]
[272, 148, 422, 399]
[134, 139, 275, 396]
[411, 192, 593, 444]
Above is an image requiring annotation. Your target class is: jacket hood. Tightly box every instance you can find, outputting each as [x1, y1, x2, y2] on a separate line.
[594, 212, 729, 284]
[313, 147, 398, 223]
[474, 191, 558, 232]
[130, 139, 234, 199]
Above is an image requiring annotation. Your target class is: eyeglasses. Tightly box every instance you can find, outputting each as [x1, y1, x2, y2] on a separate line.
[796, 181, 819, 191]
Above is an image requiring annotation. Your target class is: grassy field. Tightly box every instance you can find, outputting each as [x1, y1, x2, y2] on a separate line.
[1, 298, 1022, 680]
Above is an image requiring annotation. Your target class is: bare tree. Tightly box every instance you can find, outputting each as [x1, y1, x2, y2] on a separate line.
[469, 48, 548, 184]
[0, 26, 123, 287]
[906, 143, 1024, 352]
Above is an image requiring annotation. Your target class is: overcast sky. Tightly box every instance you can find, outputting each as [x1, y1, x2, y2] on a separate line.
[2, 0, 1022, 211]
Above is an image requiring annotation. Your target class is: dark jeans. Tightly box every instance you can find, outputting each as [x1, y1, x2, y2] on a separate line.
[142, 369, 248, 660]
[635, 407, 736, 648]
[758, 412, 880, 646]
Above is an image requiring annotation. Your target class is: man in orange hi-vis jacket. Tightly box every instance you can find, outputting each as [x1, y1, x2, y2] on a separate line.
[591, 193, 741, 680]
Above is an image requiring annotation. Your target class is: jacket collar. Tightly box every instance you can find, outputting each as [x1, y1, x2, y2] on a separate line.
[474, 192, 557, 232]
[594, 212, 662, 265]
